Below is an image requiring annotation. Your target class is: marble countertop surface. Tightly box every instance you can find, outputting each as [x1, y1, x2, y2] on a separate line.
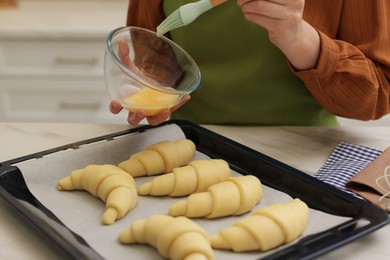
[0, 0, 128, 39]
[0, 122, 389, 260]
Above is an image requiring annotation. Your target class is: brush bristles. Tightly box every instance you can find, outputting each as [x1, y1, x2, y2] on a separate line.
[156, 10, 184, 37]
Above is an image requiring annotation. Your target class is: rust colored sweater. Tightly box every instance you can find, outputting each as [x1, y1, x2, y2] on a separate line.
[126, 0, 390, 121]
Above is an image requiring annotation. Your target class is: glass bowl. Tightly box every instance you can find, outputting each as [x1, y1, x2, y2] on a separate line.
[104, 26, 201, 116]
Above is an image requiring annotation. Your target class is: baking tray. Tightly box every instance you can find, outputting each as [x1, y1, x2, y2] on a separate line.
[0, 120, 388, 260]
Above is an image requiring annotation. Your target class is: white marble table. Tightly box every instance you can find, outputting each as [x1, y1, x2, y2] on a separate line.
[0, 122, 389, 260]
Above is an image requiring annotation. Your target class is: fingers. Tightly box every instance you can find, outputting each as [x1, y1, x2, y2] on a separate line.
[171, 95, 191, 113]
[146, 110, 171, 126]
[117, 39, 144, 75]
[110, 101, 147, 125]
[132, 96, 191, 126]
[237, 0, 286, 6]
[126, 109, 169, 126]
[109, 100, 123, 114]
[238, 0, 285, 20]
[115, 95, 191, 126]
[118, 39, 132, 69]
[127, 110, 147, 126]
[146, 95, 191, 125]
[110, 100, 147, 125]
[237, 0, 305, 46]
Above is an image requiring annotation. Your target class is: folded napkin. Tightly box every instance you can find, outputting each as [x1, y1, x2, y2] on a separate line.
[314, 142, 389, 210]
[346, 147, 390, 212]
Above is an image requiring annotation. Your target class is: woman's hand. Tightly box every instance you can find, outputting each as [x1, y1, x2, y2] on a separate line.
[109, 40, 189, 126]
[237, 0, 321, 70]
[109, 96, 191, 126]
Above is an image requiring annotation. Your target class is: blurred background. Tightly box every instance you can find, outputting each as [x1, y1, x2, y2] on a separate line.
[0, 0, 128, 124]
[0, 0, 389, 126]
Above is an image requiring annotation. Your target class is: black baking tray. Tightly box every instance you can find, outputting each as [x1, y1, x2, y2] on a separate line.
[0, 120, 388, 260]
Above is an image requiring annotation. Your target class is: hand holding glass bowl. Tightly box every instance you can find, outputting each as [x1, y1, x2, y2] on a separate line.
[104, 26, 201, 125]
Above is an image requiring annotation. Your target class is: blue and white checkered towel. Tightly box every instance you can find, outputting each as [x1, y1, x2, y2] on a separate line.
[314, 142, 382, 196]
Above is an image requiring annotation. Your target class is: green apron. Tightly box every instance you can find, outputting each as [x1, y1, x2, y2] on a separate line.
[163, 0, 338, 125]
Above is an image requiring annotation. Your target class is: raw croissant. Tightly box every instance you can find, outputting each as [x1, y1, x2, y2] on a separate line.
[210, 198, 309, 252]
[118, 139, 196, 177]
[119, 214, 214, 260]
[169, 175, 263, 218]
[138, 159, 232, 197]
[57, 164, 137, 225]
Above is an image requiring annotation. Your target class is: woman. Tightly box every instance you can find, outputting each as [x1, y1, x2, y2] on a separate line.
[110, 0, 390, 126]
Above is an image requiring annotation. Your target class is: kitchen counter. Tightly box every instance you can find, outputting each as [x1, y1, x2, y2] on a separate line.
[0, 122, 389, 259]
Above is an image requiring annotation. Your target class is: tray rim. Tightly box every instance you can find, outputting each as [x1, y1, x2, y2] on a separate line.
[0, 120, 389, 260]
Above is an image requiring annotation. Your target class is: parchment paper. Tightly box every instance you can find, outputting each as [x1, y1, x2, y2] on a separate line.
[15, 124, 350, 259]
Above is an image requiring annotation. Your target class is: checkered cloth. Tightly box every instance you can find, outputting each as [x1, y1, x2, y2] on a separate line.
[314, 142, 382, 196]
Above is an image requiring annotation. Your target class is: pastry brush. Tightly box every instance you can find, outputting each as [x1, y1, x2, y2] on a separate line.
[157, 0, 229, 37]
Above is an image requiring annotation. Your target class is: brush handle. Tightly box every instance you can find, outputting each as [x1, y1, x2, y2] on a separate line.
[210, 0, 229, 7]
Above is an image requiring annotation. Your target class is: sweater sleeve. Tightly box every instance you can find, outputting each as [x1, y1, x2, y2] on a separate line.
[293, 0, 390, 120]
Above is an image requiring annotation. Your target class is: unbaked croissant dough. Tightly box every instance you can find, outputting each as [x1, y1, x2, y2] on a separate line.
[57, 164, 137, 225]
[119, 214, 214, 260]
[138, 159, 232, 197]
[118, 139, 196, 177]
[210, 198, 309, 252]
[169, 175, 263, 218]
